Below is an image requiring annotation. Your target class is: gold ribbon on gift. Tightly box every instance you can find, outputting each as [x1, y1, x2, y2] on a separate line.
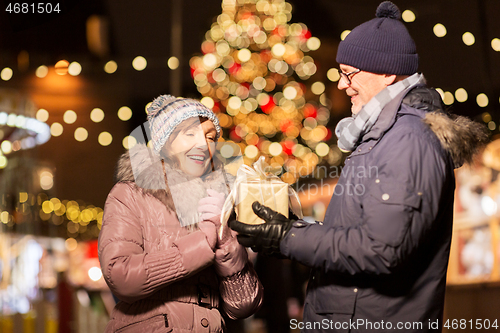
[220, 156, 303, 238]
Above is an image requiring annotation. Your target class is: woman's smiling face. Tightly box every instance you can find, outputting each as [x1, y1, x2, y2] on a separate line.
[161, 118, 217, 177]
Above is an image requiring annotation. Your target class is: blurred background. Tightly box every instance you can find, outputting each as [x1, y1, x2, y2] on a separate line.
[0, 0, 499, 332]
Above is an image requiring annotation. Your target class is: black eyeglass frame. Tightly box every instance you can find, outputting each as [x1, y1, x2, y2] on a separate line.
[339, 68, 361, 85]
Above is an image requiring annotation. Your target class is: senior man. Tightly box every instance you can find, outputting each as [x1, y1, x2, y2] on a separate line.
[230, 1, 488, 332]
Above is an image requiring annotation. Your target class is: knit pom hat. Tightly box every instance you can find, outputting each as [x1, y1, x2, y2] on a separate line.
[336, 1, 418, 75]
[147, 95, 221, 154]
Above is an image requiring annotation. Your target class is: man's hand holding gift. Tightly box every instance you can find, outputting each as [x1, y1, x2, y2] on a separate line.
[229, 201, 298, 256]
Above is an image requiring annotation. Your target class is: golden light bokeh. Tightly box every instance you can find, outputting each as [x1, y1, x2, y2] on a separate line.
[36, 109, 49, 122]
[167, 56, 180, 70]
[74, 127, 88, 142]
[90, 108, 105, 123]
[55, 60, 69, 75]
[477, 93, 489, 107]
[63, 110, 77, 124]
[68, 62, 82, 76]
[36, 65, 49, 78]
[132, 56, 147, 71]
[433, 24, 447, 38]
[104, 60, 118, 74]
[1, 68, 13, 81]
[118, 106, 132, 121]
[455, 88, 468, 103]
[402, 10, 416, 23]
[98, 132, 113, 146]
[50, 122, 63, 137]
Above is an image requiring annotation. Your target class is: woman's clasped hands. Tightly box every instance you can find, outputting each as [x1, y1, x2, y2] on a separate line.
[198, 189, 233, 250]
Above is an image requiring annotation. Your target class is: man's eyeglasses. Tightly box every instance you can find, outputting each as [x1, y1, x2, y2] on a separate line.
[339, 68, 361, 85]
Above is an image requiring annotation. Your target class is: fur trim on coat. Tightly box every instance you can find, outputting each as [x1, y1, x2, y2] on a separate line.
[404, 86, 489, 168]
[423, 112, 489, 168]
[115, 143, 234, 226]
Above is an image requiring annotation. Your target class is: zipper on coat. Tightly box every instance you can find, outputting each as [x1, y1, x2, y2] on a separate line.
[163, 314, 169, 327]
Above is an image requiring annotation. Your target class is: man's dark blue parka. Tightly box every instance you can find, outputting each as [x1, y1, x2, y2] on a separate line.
[281, 87, 486, 332]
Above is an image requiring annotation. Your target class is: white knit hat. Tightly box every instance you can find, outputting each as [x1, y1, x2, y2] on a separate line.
[147, 95, 221, 154]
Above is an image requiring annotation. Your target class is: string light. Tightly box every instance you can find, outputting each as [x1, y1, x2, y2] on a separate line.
[167, 57, 179, 70]
[492, 38, 500, 52]
[117, 106, 132, 121]
[402, 10, 415, 23]
[433, 24, 447, 37]
[90, 108, 104, 123]
[477, 93, 489, 107]
[55, 60, 69, 75]
[68, 62, 82, 76]
[50, 123, 63, 137]
[462, 32, 475, 46]
[63, 110, 77, 124]
[36, 109, 49, 122]
[132, 56, 147, 71]
[74, 127, 88, 142]
[1, 68, 13, 81]
[104, 61, 118, 73]
[98, 132, 112, 146]
[455, 88, 468, 102]
[340, 30, 350, 41]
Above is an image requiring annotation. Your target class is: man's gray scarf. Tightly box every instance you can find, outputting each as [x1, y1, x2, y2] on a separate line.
[335, 73, 426, 153]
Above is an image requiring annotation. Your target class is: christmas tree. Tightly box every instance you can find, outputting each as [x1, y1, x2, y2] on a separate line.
[190, 0, 332, 184]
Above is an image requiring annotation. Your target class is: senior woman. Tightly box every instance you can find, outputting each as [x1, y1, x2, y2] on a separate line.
[98, 95, 263, 332]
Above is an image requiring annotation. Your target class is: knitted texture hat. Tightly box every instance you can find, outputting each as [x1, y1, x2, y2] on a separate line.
[336, 1, 418, 75]
[147, 95, 221, 154]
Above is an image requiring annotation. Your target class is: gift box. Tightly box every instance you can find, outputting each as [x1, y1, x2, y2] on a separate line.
[220, 156, 303, 237]
[237, 179, 289, 225]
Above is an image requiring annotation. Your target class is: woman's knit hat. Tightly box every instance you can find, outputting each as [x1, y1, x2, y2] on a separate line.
[147, 95, 221, 154]
[336, 1, 418, 75]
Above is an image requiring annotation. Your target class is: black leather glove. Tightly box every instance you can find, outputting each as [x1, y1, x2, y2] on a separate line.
[229, 201, 296, 255]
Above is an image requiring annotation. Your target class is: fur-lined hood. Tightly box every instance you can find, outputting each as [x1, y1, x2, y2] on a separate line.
[403, 87, 489, 168]
[115, 143, 233, 226]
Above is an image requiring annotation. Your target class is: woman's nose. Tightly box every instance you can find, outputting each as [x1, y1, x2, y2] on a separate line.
[194, 132, 209, 149]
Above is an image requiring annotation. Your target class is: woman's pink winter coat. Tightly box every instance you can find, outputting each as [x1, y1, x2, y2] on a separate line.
[98, 144, 263, 332]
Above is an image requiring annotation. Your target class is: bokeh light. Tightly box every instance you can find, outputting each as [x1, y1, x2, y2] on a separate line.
[50, 123, 63, 137]
[63, 110, 77, 124]
[433, 24, 447, 38]
[402, 10, 415, 22]
[455, 88, 468, 102]
[340, 30, 350, 41]
[104, 61, 118, 73]
[462, 32, 475, 46]
[167, 56, 180, 69]
[443, 91, 454, 105]
[122, 136, 137, 149]
[327, 68, 340, 82]
[306, 37, 321, 51]
[36, 65, 49, 78]
[477, 93, 489, 107]
[311, 82, 325, 95]
[118, 106, 132, 121]
[132, 56, 147, 71]
[90, 108, 105, 123]
[36, 109, 49, 122]
[55, 60, 69, 75]
[74, 127, 88, 142]
[98, 132, 113, 146]
[1, 68, 13, 81]
[68, 62, 82, 76]
[491, 38, 500, 51]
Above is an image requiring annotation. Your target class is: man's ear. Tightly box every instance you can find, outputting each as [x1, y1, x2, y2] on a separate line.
[383, 74, 398, 86]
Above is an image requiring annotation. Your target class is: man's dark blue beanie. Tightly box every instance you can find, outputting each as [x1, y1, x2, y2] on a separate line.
[336, 1, 418, 75]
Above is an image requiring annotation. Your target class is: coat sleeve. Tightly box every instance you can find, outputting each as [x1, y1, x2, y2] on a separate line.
[98, 183, 215, 303]
[280, 129, 452, 275]
[218, 261, 264, 320]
